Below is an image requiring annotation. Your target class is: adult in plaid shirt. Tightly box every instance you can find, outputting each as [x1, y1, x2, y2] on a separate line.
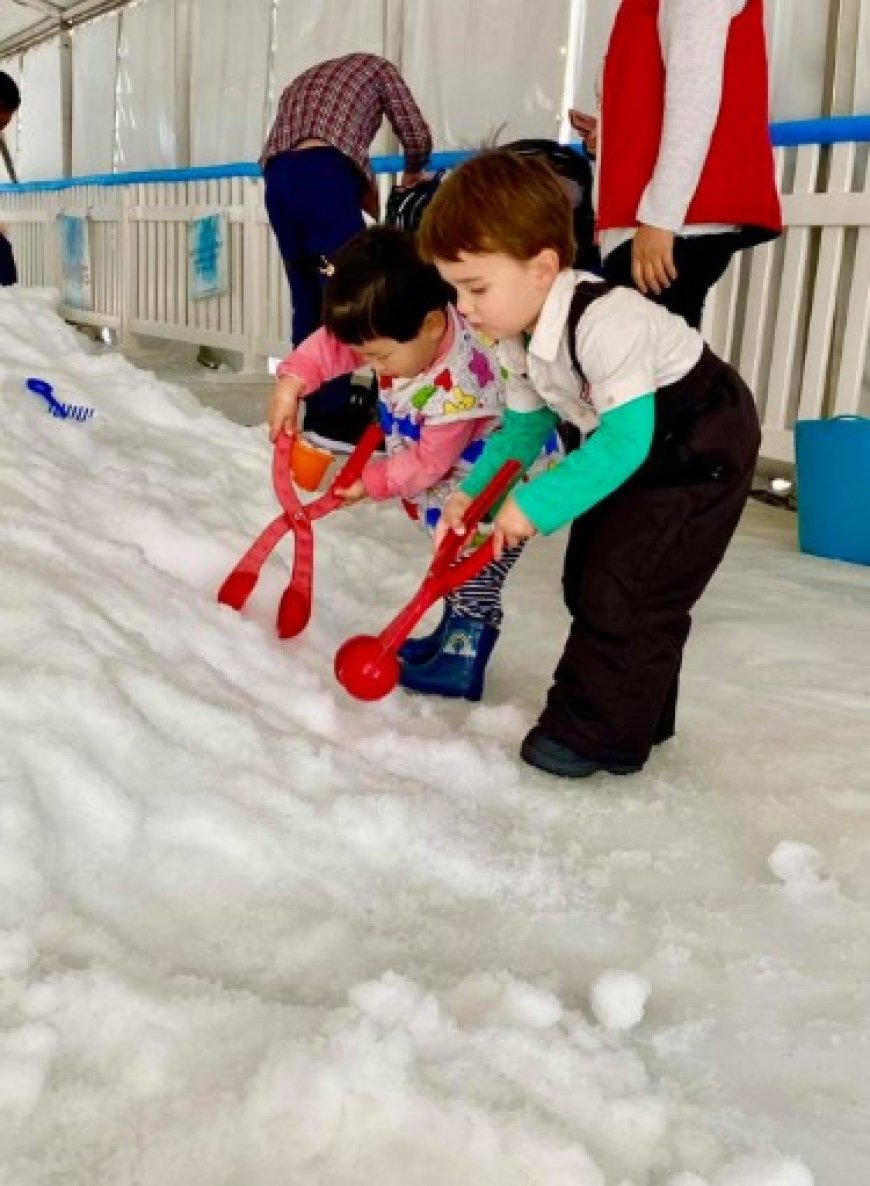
[261, 53, 432, 449]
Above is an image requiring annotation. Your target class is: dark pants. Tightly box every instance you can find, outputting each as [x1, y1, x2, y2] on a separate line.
[263, 147, 367, 434]
[603, 233, 743, 330]
[0, 233, 17, 286]
[539, 349, 761, 766]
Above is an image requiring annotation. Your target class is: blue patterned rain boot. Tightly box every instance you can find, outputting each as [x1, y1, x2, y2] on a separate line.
[398, 603, 452, 665]
[399, 611, 500, 702]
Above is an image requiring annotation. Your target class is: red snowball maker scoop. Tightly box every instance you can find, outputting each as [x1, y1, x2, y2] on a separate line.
[335, 459, 522, 701]
[218, 424, 384, 638]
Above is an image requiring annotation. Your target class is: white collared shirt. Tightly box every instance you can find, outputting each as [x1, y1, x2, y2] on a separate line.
[497, 270, 704, 433]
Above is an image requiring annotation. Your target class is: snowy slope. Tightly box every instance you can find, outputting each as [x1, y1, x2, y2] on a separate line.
[1, 289, 868, 1185]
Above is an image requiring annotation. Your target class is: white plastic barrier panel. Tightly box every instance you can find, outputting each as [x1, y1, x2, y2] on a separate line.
[1, 132, 868, 464]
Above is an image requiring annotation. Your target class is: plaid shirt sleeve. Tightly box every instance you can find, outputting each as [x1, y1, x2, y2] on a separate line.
[376, 61, 432, 174]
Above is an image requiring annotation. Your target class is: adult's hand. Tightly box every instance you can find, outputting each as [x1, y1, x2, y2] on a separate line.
[631, 224, 678, 296]
[399, 171, 431, 188]
[567, 110, 598, 156]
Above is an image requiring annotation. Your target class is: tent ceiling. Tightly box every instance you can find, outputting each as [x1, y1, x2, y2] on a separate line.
[0, 0, 121, 54]
[0, 1, 73, 43]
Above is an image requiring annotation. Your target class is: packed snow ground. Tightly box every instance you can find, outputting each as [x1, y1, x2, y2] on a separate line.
[1, 289, 868, 1185]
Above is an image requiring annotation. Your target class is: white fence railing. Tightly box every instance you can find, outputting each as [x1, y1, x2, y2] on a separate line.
[701, 138, 870, 463]
[2, 136, 869, 466]
[1, 172, 292, 368]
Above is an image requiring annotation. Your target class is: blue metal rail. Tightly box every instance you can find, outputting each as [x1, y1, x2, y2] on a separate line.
[1, 115, 868, 195]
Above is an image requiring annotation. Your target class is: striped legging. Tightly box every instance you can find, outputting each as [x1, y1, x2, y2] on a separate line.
[447, 541, 525, 627]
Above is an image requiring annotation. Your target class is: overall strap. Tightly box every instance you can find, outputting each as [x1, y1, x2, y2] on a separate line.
[566, 279, 616, 376]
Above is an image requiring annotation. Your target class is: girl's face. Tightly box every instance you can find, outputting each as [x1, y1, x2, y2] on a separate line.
[355, 309, 447, 378]
[434, 250, 558, 341]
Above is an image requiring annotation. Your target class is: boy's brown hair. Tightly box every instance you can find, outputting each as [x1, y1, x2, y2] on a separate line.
[418, 149, 575, 268]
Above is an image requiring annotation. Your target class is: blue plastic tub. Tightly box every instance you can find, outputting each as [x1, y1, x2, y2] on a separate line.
[795, 415, 870, 565]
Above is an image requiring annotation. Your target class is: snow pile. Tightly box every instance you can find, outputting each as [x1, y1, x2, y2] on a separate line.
[2, 288, 868, 1183]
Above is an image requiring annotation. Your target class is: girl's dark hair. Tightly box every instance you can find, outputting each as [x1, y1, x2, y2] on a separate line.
[323, 225, 454, 345]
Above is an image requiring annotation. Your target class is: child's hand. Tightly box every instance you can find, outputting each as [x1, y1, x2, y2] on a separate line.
[435, 492, 473, 549]
[492, 496, 537, 559]
[268, 374, 305, 442]
[334, 479, 367, 504]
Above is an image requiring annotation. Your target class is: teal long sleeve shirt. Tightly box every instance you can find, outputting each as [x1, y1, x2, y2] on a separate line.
[460, 394, 656, 536]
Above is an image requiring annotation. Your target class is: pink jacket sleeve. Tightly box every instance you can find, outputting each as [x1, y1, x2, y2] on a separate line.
[362, 418, 497, 501]
[276, 328, 365, 395]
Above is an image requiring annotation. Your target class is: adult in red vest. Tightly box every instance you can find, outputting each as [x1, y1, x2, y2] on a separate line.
[571, 0, 781, 329]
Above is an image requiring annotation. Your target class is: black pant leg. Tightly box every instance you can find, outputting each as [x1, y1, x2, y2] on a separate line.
[541, 373, 760, 765]
[543, 474, 752, 763]
[0, 234, 17, 286]
[602, 233, 742, 329]
[264, 149, 372, 440]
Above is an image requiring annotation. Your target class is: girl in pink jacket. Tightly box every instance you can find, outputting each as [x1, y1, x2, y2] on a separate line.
[268, 226, 559, 702]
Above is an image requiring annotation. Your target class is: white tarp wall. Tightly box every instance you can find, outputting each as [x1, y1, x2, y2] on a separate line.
[115, 0, 178, 171]
[8, 40, 64, 180]
[272, 0, 386, 75]
[767, 3, 829, 120]
[3, 0, 869, 181]
[402, 0, 572, 147]
[570, 1, 614, 115]
[270, 0, 390, 156]
[71, 14, 119, 176]
[854, 4, 870, 112]
[190, 0, 271, 166]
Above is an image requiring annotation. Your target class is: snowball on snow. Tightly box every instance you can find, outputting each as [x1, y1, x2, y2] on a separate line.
[589, 969, 651, 1032]
[712, 1155, 814, 1186]
[767, 841, 826, 885]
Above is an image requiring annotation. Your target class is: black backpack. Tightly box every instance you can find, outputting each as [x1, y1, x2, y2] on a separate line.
[501, 138, 598, 271]
[384, 141, 598, 271]
[384, 170, 447, 232]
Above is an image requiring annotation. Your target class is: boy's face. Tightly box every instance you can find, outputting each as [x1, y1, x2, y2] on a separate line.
[434, 250, 557, 341]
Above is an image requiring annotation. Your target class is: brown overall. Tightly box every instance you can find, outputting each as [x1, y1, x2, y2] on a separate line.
[538, 284, 761, 766]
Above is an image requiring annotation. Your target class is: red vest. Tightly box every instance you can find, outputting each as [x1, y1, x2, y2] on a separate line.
[597, 0, 782, 236]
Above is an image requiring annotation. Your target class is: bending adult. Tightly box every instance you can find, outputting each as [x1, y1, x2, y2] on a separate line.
[571, 0, 781, 329]
[260, 53, 432, 449]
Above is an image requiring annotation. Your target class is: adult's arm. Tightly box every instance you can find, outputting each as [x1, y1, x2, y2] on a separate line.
[637, 0, 748, 231]
[378, 60, 433, 176]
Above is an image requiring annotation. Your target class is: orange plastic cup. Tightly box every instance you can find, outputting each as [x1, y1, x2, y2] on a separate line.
[290, 436, 335, 491]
